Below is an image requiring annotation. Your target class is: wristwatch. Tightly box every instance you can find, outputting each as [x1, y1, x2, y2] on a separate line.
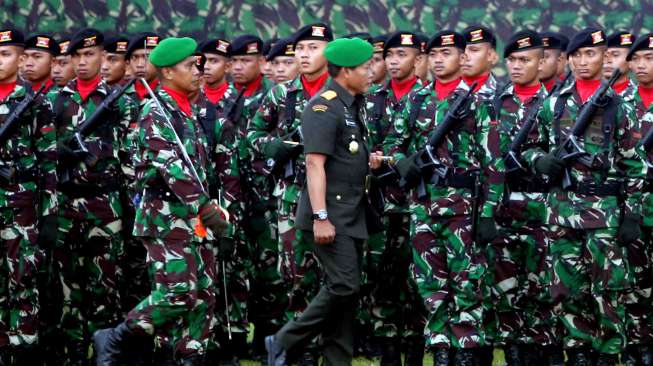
[312, 209, 328, 221]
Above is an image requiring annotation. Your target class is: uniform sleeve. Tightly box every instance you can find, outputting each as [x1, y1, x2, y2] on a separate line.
[617, 101, 645, 217]
[246, 86, 280, 155]
[33, 96, 58, 217]
[522, 98, 553, 170]
[302, 101, 339, 156]
[477, 101, 504, 218]
[118, 94, 139, 196]
[213, 118, 244, 215]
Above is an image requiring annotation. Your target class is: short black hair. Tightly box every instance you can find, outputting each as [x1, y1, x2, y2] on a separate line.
[327, 62, 342, 78]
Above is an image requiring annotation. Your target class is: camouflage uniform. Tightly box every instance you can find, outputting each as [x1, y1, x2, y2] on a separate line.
[536, 81, 643, 354]
[53, 79, 134, 357]
[127, 89, 216, 359]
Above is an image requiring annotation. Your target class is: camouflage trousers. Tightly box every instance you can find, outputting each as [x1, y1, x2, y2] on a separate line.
[486, 221, 557, 346]
[549, 225, 629, 354]
[119, 204, 149, 313]
[126, 237, 215, 359]
[54, 192, 123, 348]
[624, 227, 653, 346]
[410, 213, 487, 349]
[0, 203, 40, 346]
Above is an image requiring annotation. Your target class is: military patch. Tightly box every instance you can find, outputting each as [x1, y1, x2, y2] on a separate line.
[591, 31, 604, 44]
[59, 41, 70, 54]
[36, 36, 50, 48]
[470, 29, 484, 42]
[441, 34, 455, 46]
[116, 41, 128, 52]
[517, 37, 532, 49]
[217, 40, 229, 53]
[312, 104, 328, 112]
[373, 41, 384, 53]
[285, 44, 295, 55]
[648, 36, 653, 48]
[83, 35, 97, 47]
[542, 37, 550, 47]
[247, 42, 259, 54]
[321, 90, 337, 100]
[620, 33, 633, 46]
[312, 26, 326, 37]
[0, 31, 12, 43]
[401, 34, 414, 45]
[146, 36, 159, 47]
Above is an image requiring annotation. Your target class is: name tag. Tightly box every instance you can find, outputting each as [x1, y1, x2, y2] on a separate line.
[345, 119, 357, 127]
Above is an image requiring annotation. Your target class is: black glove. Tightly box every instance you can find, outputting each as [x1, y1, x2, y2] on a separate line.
[57, 145, 87, 166]
[395, 153, 422, 188]
[476, 217, 497, 245]
[534, 152, 565, 179]
[618, 213, 641, 246]
[37, 214, 58, 248]
[263, 138, 294, 166]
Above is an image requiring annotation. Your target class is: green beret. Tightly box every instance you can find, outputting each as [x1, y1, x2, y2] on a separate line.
[149, 37, 197, 67]
[324, 38, 373, 67]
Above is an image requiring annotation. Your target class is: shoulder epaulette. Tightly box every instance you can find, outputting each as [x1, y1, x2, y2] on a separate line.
[321, 90, 337, 100]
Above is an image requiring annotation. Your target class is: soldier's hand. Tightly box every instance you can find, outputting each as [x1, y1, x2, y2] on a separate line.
[199, 202, 229, 236]
[618, 213, 641, 246]
[395, 153, 422, 188]
[369, 151, 384, 170]
[476, 217, 497, 245]
[263, 138, 293, 164]
[534, 152, 565, 179]
[314, 219, 336, 245]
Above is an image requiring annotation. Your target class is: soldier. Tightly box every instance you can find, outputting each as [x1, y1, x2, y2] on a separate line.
[482, 30, 562, 365]
[461, 25, 499, 98]
[0, 27, 56, 365]
[426, 30, 466, 99]
[364, 30, 426, 366]
[533, 28, 643, 364]
[540, 32, 570, 93]
[23, 34, 59, 92]
[261, 38, 278, 83]
[267, 37, 299, 84]
[126, 32, 161, 102]
[199, 39, 234, 107]
[605, 32, 637, 99]
[621, 34, 653, 365]
[101, 35, 129, 87]
[93, 37, 228, 366]
[369, 35, 388, 93]
[265, 36, 381, 366]
[414, 34, 430, 81]
[52, 38, 75, 88]
[247, 23, 333, 365]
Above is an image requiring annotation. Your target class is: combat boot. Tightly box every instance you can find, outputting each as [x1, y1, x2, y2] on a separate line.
[566, 347, 591, 366]
[433, 348, 451, 366]
[178, 354, 204, 366]
[404, 336, 425, 366]
[379, 337, 401, 366]
[596, 353, 618, 366]
[504, 344, 523, 366]
[93, 322, 138, 366]
[453, 349, 475, 366]
[640, 345, 653, 366]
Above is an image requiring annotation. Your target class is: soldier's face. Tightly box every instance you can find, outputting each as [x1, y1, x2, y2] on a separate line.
[462, 43, 496, 77]
[129, 49, 157, 81]
[294, 40, 328, 76]
[52, 55, 75, 86]
[22, 49, 53, 83]
[231, 55, 262, 84]
[272, 56, 299, 84]
[539, 49, 560, 82]
[506, 48, 543, 86]
[203, 54, 230, 86]
[630, 50, 653, 88]
[343, 60, 372, 94]
[101, 52, 126, 85]
[571, 47, 604, 80]
[71, 46, 102, 80]
[261, 59, 274, 81]
[0, 46, 22, 83]
[162, 56, 200, 94]
[603, 47, 629, 79]
[369, 53, 386, 84]
[428, 47, 463, 82]
[384, 47, 417, 82]
[558, 52, 568, 76]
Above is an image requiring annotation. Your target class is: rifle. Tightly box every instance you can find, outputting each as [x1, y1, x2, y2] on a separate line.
[555, 69, 622, 189]
[400, 82, 477, 199]
[267, 128, 304, 179]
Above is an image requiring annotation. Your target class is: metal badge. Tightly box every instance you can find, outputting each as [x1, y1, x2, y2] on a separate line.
[349, 140, 359, 154]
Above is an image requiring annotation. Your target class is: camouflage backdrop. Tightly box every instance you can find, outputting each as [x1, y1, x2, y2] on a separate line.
[3, 0, 651, 46]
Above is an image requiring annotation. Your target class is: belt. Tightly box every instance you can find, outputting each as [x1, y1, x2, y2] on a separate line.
[569, 180, 622, 196]
[507, 178, 549, 193]
[59, 178, 121, 198]
[434, 173, 476, 190]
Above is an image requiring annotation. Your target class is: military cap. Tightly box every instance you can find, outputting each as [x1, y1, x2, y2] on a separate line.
[383, 31, 421, 58]
[566, 27, 606, 54]
[199, 38, 231, 57]
[103, 35, 129, 54]
[463, 25, 497, 48]
[292, 23, 334, 45]
[324, 37, 373, 67]
[57, 37, 71, 55]
[503, 30, 543, 58]
[149, 37, 197, 67]
[540, 31, 567, 50]
[0, 28, 24, 47]
[125, 32, 161, 60]
[427, 30, 465, 51]
[262, 38, 279, 57]
[231, 34, 263, 56]
[25, 34, 59, 55]
[370, 34, 388, 53]
[343, 32, 372, 43]
[416, 33, 429, 53]
[266, 37, 295, 61]
[67, 28, 103, 55]
[627, 33, 653, 61]
[195, 52, 206, 72]
[607, 31, 636, 48]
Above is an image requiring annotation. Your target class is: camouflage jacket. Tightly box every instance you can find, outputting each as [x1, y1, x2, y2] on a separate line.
[535, 81, 643, 229]
[465, 73, 499, 103]
[384, 79, 489, 217]
[627, 91, 653, 227]
[0, 80, 57, 216]
[365, 77, 422, 212]
[619, 78, 638, 106]
[133, 89, 217, 242]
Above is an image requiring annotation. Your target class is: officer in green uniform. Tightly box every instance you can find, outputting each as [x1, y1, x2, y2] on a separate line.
[265, 37, 384, 366]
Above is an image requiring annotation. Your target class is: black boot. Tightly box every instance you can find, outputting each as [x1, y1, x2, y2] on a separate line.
[539, 345, 564, 366]
[379, 337, 402, 366]
[640, 345, 653, 366]
[453, 349, 475, 366]
[152, 344, 176, 366]
[433, 348, 451, 366]
[566, 347, 591, 366]
[404, 336, 425, 366]
[596, 353, 618, 366]
[476, 346, 494, 366]
[94, 322, 137, 366]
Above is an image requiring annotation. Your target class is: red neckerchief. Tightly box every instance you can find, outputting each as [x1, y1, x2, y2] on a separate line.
[613, 79, 630, 95]
[162, 86, 192, 117]
[543, 78, 556, 92]
[575, 78, 602, 103]
[236, 74, 263, 98]
[32, 78, 53, 92]
[390, 75, 418, 101]
[639, 85, 653, 110]
[135, 79, 159, 100]
[301, 72, 329, 98]
[204, 81, 229, 104]
[0, 80, 17, 102]
[462, 73, 489, 93]
[514, 83, 541, 103]
[434, 77, 461, 101]
[76, 74, 102, 101]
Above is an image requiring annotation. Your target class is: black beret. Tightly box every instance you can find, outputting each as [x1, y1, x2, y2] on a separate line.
[607, 31, 636, 48]
[194, 52, 206, 72]
[427, 30, 465, 51]
[103, 35, 129, 54]
[463, 25, 496, 48]
[0, 28, 25, 47]
[566, 27, 606, 54]
[291, 23, 333, 45]
[57, 38, 70, 55]
[125, 32, 161, 59]
[370, 34, 388, 53]
[262, 38, 279, 57]
[266, 37, 295, 61]
[199, 38, 231, 57]
[503, 30, 543, 58]
[231, 34, 263, 56]
[416, 33, 428, 53]
[627, 33, 653, 61]
[383, 31, 421, 58]
[343, 32, 372, 43]
[67, 28, 103, 55]
[540, 31, 566, 50]
[25, 34, 59, 55]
